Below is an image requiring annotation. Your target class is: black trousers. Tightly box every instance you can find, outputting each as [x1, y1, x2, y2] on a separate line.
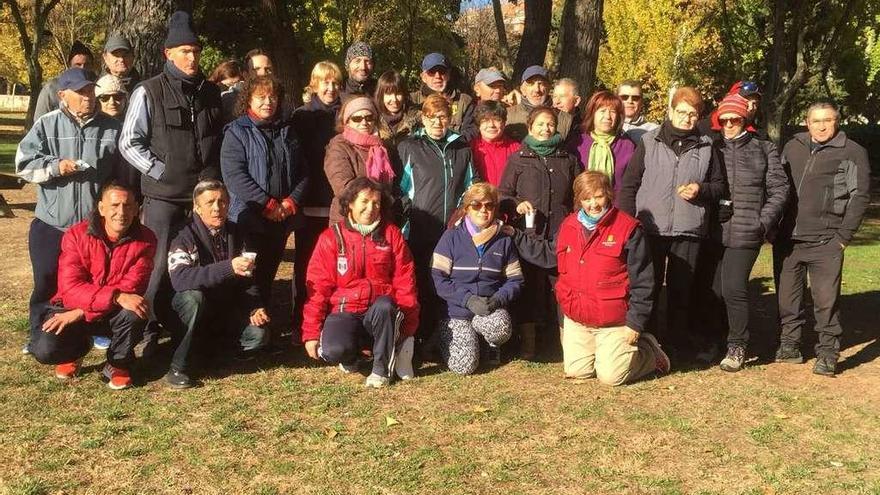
[245, 221, 293, 308]
[409, 236, 444, 344]
[319, 296, 400, 377]
[647, 235, 701, 348]
[695, 241, 760, 347]
[168, 290, 267, 373]
[141, 197, 191, 337]
[292, 216, 329, 336]
[30, 304, 147, 368]
[775, 240, 844, 360]
[27, 218, 64, 341]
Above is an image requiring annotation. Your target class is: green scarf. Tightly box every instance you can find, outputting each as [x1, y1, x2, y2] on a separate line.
[588, 131, 616, 182]
[523, 133, 563, 157]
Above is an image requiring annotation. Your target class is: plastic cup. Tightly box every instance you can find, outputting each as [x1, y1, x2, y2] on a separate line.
[242, 251, 257, 276]
[525, 211, 536, 229]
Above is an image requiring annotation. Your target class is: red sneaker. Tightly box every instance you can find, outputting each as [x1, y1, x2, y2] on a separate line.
[55, 361, 80, 380]
[102, 364, 132, 390]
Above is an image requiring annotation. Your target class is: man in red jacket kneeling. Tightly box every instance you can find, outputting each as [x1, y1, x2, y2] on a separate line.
[29, 182, 156, 390]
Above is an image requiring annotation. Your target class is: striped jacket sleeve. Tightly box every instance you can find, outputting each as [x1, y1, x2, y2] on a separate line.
[431, 230, 472, 306]
[119, 86, 165, 180]
[15, 117, 61, 183]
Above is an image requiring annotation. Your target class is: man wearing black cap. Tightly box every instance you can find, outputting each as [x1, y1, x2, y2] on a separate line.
[34, 41, 95, 121]
[505, 65, 573, 142]
[16, 67, 121, 353]
[340, 41, 377, 102]
[119, 10, 224, 356]
[102, 35, 141, 94]
[410, 52, 477, 141]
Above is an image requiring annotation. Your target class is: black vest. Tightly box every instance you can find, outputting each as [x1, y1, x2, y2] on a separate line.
[139, 72, 223, 202]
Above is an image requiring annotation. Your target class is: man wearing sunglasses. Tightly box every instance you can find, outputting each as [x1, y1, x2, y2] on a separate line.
[617, 79, 658, 144]
[409, 53, 477, 142]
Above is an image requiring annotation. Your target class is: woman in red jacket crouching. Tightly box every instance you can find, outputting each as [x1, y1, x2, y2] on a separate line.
[302, 177, 420, 388]
[513, 171, 670, 385]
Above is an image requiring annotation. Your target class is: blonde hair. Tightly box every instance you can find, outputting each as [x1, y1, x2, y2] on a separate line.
[308, 61, 343, 93]
[461, 182, 499, 212]
[572, 171, 614, 205]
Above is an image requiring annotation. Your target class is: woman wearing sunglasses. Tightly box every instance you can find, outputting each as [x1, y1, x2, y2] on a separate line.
[432, 182, 522, 374]
[618, 86, 726, 359]
[95, 74, 128, 119]
[324, 96, 396, 225]
[699, 93, 789, 372]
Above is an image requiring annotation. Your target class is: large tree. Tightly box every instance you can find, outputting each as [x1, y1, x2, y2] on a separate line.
[259, 0, 303, 107]
[2, 0, 63, 127]
[512, 0, 551, 81]
[557, 0, 603, 96]
[107, 0, 192, 80]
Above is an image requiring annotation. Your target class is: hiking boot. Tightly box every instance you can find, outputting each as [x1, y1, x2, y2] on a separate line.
[364, 373, 389, 388]
[92, 335, 111, 350]
[55, 360, 81, 380]
[775, 345, 804, 364]
[102, 364, 132, 390]
[641, 332, 671, 374]
[719, 345, 746, 373]
[812, 356, 837, 377]
[394, 336, 415, 381]
[164, 369, 192, 389]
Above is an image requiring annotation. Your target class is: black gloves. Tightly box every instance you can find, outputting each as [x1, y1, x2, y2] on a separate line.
[466, 295, 500, 316]
[718, 200, 733, 223]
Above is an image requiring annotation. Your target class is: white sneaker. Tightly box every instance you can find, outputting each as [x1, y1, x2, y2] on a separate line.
[364, 373, 389, 388]
[338, 362, 359, 374]
[394, 336, 415, 380]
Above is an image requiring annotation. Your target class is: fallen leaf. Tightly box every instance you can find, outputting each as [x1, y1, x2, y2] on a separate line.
[830, 461, 844, 468]
[385, 415, 400, 427]
[667, 385, 676, 391]
[473, 405, 491, 413]
[773, 413, 790, 420]
[326, 429, 338, 439]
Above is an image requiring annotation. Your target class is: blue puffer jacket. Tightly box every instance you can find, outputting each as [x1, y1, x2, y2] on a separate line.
[221, 115, 309, 232]
[431, 220, 524, 320]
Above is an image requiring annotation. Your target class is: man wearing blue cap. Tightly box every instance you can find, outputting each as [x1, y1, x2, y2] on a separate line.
[410, 53, 477, 141]
[120, 10, 224, 356]
[505, 65, 573, 142]
[16, 67, 121, 353]
[34, 41, 96, 121]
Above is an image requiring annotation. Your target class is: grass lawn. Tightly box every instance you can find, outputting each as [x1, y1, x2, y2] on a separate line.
[1, 203, 879, 494]
[0, 135, 19, 176]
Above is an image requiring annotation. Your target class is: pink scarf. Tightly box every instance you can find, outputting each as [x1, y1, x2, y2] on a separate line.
[342, 127, 396, 183]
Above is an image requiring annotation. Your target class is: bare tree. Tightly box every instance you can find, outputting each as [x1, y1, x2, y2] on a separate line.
[557, 0, 602, 96]
[512, 0, 551, 81]
[2, 0, 63, 127]
[491, 0, 512, 75]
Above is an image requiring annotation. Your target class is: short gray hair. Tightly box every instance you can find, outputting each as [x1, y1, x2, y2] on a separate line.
[192, 179, 227, 203]
[554, 77, 579, 96]
[806, 101, 839, 120]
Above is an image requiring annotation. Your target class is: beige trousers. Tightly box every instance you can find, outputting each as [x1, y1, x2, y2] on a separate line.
[561, 317, 658, 386]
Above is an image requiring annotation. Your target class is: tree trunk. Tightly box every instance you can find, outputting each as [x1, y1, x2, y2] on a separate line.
[491, 0, 512, 76]
[557, 0, 603, 96]
[107, 0, 191, 80]
[260, 0, 303, 107]
[513, 0, 552, 82]
[3, 0, 61, 128]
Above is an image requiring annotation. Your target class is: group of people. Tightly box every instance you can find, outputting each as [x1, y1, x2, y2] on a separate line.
[15, 11, 871, 391]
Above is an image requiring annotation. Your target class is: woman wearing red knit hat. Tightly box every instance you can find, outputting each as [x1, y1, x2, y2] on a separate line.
[697, 92, 790, 371]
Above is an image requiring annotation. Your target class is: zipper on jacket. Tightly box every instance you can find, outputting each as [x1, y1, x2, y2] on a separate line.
[792, 152, 818, 237]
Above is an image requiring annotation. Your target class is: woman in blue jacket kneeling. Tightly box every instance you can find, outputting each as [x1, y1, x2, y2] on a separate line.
[432, 182, 524, 375]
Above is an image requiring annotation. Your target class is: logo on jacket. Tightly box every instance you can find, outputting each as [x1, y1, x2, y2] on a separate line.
[602, 235, 616, 247]
[337, 256, 349, 275]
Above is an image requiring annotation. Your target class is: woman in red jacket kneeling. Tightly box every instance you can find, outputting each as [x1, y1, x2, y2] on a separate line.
[514, 171, 670, 385]
[302, 177, 420, 388]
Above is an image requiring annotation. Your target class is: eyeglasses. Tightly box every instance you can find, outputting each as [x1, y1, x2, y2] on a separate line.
[98, 94, 126, 103]
[252, 94, 278, 103]
[427, 68, 448, 76]
[619, 94, 642, 102]
[349, 114, 375, 124]
[674, 109, 699, 120]
[719, 117, 744, 126]
[468, 201, 496, 211]
[424, 114, 449, 122]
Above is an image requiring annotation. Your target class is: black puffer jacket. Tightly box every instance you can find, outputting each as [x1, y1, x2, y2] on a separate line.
[715, 132, 790, 248]
[498, 144, 580, 241]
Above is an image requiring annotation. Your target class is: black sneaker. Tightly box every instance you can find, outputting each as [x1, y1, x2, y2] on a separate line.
[164, 369, 192, 389]
[774, 345, 804, 364]
[719, 345, 745, 372]
[812, 356, 836, 377]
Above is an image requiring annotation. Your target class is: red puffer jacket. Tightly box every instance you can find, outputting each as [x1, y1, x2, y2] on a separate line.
[52, 214, 157, 322]
[302, 220, 419, 342]
[555, 208, 639, 328]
